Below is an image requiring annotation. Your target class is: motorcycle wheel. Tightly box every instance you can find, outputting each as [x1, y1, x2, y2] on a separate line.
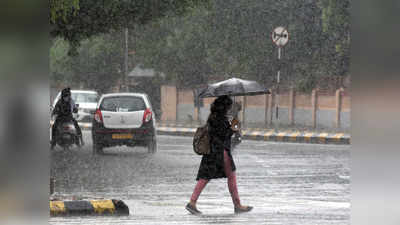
[75, 136, 82, 149]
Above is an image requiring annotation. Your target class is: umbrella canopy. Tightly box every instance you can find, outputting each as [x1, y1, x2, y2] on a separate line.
[197, 78, 270, 98]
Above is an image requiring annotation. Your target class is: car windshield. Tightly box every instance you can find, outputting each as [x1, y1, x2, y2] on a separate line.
[100, 96, 146, 112]
[71, 93, 98, 103]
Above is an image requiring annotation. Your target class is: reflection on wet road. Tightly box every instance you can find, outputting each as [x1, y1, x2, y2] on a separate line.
[50, 132, 350, 224]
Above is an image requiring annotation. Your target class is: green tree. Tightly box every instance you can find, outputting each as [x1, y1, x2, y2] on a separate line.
[50, 0, 80, 23]
[319, 0, 350, 76]
[50, 38, 72, 84]
[131, 0, 350, 91]
[50, 0, 209, 54]
[51, 0, 350, 94]
[50, 34, 124, 93]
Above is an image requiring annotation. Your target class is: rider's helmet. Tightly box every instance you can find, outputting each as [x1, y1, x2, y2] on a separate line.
[61, 87, 71, 101]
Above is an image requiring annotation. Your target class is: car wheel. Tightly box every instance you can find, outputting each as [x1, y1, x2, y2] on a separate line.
[147, 136, 157, 153]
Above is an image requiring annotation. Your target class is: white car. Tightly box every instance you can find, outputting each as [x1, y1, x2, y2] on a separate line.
[52, 90, 99, 124]
[91, 93, 157, 154]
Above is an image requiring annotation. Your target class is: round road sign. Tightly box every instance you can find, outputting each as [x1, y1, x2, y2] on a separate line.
[271, 27, 289, 47]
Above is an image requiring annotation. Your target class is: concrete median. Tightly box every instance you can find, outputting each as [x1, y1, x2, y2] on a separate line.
[53, 121, 350, 144]
[50, 199, 129, 216]
[156, 125, 350, 145]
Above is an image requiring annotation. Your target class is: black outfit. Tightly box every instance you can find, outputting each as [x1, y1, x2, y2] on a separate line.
[51, 98, 82, 146]
[196, 114, 236, 180]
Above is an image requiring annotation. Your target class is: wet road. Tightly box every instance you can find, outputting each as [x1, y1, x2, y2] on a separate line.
[50, 131, 350, 225]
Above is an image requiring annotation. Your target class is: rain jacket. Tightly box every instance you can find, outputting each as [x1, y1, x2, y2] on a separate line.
[52, 98, 77, 120]
[196, 114, 236, 180]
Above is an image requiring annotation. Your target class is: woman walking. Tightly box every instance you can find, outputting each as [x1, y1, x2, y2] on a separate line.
[186, 95, 253, 214]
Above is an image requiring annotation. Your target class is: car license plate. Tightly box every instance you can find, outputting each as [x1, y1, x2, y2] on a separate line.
[112, 134, 133, 139]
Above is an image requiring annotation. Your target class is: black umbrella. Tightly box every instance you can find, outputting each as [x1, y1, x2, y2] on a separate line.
[197, 78, 270, 98]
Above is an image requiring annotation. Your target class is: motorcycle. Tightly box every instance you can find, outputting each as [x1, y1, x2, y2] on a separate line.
[54, 120, 81, 150]
[50, 104, 81, 150]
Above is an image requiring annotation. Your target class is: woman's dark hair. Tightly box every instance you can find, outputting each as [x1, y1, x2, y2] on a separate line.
[209, 95, 233, 117]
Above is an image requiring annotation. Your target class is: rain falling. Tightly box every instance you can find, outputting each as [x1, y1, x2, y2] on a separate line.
[49, 0, 350, 224]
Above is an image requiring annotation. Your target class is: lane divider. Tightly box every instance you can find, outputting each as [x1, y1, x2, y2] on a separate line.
[319, 133, 329, 144]
[276, 132, 286, 142]
[290, 132, 301, 142]
[50, 199, 129, 217]
[57, 121, 350, 145]
[333, 133, 344, 144]
[156, 127, 350, 145]
[264, 131, 275, 141]
[304, 132, 315, 143]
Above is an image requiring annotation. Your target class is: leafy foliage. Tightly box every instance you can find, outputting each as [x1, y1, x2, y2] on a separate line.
[50, 0, 209, 54]
[50, 34, 124, 93]
[131, 0, 350, 90]
[50, 0, 80, 23]
[50, 0, 350, 96]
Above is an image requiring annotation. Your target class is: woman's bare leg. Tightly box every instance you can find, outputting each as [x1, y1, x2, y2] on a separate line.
[190, 179, 209, 206]
[224, 150, 241, 207]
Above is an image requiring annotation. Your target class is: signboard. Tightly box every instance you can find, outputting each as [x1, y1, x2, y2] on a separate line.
[271, 26, 289, 47]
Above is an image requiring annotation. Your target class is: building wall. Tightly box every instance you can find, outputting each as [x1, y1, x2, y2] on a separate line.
[161, 86, 351, 129]
[177, 104, 195, 122]
[161, 86, 177, 121]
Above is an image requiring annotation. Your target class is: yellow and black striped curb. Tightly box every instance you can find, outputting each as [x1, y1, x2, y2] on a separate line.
[50, 199, 129, 216]
[156, 127, 350, 145]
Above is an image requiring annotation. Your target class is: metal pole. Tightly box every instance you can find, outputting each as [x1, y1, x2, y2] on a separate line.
[124, 28, 129, 92]
[233, 96, 236, 121]
[276, 47, 281, 119]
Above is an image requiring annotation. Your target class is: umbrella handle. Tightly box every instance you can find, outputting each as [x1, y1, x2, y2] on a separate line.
[230, 118, 241, 132]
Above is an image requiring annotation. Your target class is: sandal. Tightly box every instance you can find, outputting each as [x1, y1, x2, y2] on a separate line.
[234, 205, 253, 214]
[185, 203, 202, 215]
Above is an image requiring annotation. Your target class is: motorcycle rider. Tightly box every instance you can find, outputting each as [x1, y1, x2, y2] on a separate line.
[50, 87, 84, 149]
